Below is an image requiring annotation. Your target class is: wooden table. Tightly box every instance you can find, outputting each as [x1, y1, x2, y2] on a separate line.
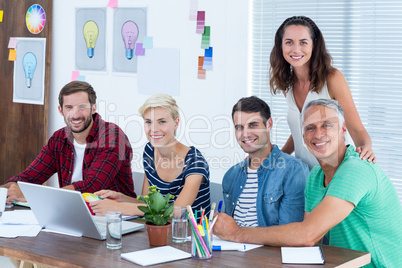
[0, 220, 371, 268]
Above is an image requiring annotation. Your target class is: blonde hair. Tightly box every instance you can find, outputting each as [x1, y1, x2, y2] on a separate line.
[138, 93, 179, 120]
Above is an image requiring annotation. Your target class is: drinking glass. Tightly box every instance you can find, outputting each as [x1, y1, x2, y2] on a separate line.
[106, 211, 122, 249]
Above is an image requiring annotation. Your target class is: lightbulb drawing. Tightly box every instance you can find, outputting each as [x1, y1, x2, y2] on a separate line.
[121, 21, 139, 60]
[83, 20, 99, 58]
[22, 52, 37, 88]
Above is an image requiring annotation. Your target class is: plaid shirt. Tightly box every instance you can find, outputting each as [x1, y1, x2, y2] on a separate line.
[8, 113, 136, 197]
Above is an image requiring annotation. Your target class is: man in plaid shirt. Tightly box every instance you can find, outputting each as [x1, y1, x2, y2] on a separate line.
[2, 81, 135, 203]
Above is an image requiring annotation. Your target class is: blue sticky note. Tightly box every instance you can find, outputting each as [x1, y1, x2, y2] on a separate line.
[204, 47, 213, 58]
[77, 75, 86, 81]
[143, 36, 153, 49]
[203, 60, 212, 70]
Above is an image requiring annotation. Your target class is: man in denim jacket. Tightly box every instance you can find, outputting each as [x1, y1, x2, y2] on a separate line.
[222, 96, 309, 227]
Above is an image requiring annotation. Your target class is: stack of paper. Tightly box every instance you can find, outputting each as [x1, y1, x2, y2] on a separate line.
[0, 210, 41, 238]
[121, 246, 191, 266]
[281, 246, 325, 264]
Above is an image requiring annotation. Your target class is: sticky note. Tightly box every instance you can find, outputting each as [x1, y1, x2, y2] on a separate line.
[77, 75, 86, 82]
[203, 26, 210, 36]
[107, 0, 118, 7]
[198, 56, 206, 79]
[204, 47, 213, 58]
[8, 49, 16, 61]
[135, 43, 145, 56]
[203, 58, 212, 70]
[143, 36, 153, 49]
[8, 37, 17, 49]
[196, 11, 205, 34]
[0, 10, 3, 22]
[71, 71, 79, 81]
[189, 0, 198, 20]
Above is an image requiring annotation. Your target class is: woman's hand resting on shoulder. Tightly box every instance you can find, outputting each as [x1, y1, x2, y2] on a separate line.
[356, 145, 376, 163]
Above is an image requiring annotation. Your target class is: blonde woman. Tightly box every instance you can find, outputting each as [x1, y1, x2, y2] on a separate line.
[90, 94, 211, 217]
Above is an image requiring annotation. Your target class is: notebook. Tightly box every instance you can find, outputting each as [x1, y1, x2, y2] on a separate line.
[121, 246, 191, 266]
[281, 246, 325, 264]
[18, 182, 144, 240]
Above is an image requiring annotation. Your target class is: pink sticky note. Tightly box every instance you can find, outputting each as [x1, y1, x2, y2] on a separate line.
[197, 11, 205, 21]
[189, 0, 198, 20]
[107, 0, 118, 8]
[71, 71, 79, 81]
[8, 37, 17, 49]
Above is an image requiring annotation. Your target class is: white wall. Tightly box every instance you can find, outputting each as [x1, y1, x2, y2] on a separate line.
[49, 0, 248, 185]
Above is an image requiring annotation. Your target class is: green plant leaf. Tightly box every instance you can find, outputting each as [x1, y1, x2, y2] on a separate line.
[149, 191, 166, 213]
[163, 204, 174, 218]
[153, 215, 165, 226]
[137, 205, 150, 214]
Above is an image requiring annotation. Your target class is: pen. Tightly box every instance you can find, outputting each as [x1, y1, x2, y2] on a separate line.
[217, 200, 223, 213]
[209, 202, 216, 224]
[212, 245, 246, 251]
[208, 214, 218, 235]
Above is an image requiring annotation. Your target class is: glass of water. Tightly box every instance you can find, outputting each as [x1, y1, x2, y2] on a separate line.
[172, 206, 188, 243]
[106, 211, 122, 249]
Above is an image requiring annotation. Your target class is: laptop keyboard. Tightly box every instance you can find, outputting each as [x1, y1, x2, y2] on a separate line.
[93, 216, 107, 236]
[92, 216, 143, 236]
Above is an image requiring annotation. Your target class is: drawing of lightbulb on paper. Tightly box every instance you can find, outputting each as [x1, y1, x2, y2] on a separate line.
[22, 52, 37, 88]
[121, 20, 139, 60]
[83, 20, 99, 58]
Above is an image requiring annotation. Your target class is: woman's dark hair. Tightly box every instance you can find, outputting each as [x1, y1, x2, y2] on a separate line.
[58, 81, 97, 107]
[269, 16, 335, 94]
[232, 96, 271, 125]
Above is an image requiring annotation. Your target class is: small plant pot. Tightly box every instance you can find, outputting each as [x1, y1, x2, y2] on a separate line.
[146, 222, 171, 246]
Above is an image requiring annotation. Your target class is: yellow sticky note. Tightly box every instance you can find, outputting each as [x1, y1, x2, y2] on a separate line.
[0, 10, 3, 22]
[9, 49, 16, 61]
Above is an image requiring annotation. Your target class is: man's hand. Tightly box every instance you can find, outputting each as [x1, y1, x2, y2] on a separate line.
[3, 182, 26, 204]
[94, 190, 123, 202]
[212, 212, 241, 242]
[89, 199, 118, 216]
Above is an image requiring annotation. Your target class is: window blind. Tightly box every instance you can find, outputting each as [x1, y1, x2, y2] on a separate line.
[251, 0, 402, 203]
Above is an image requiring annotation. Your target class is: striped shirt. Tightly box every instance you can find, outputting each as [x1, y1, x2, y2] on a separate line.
[233, 167, 258, 227]
[143, 142, 211, 218]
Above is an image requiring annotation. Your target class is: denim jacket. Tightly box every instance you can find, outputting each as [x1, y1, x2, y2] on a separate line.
[222, 145, 308, 227]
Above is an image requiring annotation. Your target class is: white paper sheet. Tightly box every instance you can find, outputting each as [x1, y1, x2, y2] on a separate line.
[0, 224, 41, 238]
[212, 235, 263, 252]
[0, 210, 39, 225]
[137, 48, 180, 96]
[121, 246, 191, 266]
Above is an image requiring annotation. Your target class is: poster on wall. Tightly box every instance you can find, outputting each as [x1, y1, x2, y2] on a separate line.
[13, 38, 46, 105]
[75, 8, 106, 71]
[113, 8, 147, 73]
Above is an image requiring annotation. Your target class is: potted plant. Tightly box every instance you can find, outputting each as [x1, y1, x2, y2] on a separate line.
[137, 186, 175, 246]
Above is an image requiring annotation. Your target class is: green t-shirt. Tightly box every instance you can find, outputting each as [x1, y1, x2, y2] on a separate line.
[305, 146, 402, 268]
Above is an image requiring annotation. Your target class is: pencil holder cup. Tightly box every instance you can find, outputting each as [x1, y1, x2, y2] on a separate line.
[191, 228, 212, 259]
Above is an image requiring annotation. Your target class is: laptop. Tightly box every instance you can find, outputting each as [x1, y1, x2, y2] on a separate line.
[18, 181, 144, 240]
